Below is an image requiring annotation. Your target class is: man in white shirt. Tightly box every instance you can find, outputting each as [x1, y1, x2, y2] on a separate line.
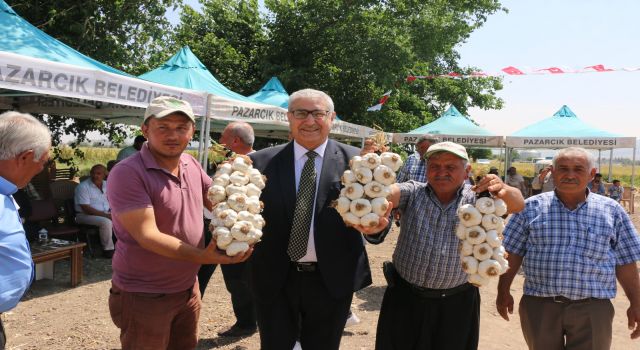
[74, 164, 114, 258]
[506, 166, 527, 197]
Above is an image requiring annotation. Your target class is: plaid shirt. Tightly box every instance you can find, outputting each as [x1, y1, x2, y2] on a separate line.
[396, 153, 426, 183]
[503, 191, 640, 300]
[394, 181, 476, 289]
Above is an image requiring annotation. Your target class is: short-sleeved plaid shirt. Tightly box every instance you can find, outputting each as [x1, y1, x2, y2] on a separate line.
[503, 190, 640, 300]
[394, 181, 476, 289]
[396, 153, 426, 183]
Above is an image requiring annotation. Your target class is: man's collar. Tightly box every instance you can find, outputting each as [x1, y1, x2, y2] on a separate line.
[293, 139, 328, 161]
[0, 175, 18, 196]
[552, 187, 591, 209]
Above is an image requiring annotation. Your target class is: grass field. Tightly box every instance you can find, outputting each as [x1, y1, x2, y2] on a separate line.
[57, 147, 638, 188]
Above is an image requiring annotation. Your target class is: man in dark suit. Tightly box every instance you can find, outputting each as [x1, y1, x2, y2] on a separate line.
[249, 89, 374, 350]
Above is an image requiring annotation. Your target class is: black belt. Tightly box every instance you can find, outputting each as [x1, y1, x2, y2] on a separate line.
[531, 295, 597, 304]
[291, 262, 318, 272]
[396, 272, 473, 298]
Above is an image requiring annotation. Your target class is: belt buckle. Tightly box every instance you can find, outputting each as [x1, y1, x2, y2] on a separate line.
[552, 296, 566, 303]
[295, 262, 314, 272]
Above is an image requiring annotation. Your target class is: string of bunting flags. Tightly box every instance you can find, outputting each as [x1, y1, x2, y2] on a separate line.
[406, 64, 640, 81]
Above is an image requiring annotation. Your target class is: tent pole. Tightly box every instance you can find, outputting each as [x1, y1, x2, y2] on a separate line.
[632, 145, 636, 190]
[504, 147, 510, 181]
[198, 111, 207, 166]
[608, 149, 613, 182]
[597, 150, 601, 172]
[202, 94, 213, 170]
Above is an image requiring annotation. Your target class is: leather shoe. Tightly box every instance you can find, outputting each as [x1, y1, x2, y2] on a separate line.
[218, 324, 257, 337]
[102, 250, 114, 259]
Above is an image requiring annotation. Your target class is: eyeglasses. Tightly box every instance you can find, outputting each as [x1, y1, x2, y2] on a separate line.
[289, 109, 330, 120]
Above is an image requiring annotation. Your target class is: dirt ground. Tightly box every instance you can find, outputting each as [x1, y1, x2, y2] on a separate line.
[3, 202, 640, 349]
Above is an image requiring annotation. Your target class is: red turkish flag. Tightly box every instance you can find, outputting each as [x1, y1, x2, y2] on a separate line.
[585, 64, 613, 72]
[538, 67, 564, 74]
[406, 76, 417, 82]
[502, 66, 524, 75]
[447, 72, 462, 77]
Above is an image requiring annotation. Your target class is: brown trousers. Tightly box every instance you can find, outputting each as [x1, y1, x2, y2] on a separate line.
[519, 295, 614, 350]
[108, 282, 201, 350]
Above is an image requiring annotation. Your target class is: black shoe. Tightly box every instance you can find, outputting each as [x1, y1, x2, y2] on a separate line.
[218, 324, 257, 337]
[102, 250, 114, 259]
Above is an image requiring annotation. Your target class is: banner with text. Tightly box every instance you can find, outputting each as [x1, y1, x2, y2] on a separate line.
[0, 51, 207, 115]
[506, 136, 636, 149]
[393, 133, 504, 147]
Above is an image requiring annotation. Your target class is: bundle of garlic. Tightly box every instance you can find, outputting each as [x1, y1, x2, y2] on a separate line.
[332, 152, 403, 228]
[456, 196, 509, 287]
[206, 155, 266, 256]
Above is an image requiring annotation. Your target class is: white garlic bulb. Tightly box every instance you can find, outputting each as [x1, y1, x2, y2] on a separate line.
[485, 230, 501, 248]
[473, 243, 493, 261]
[341, 170, 357, 185]
[478, 259, 502, 279]
[208, 185, 227, 204]
[231, 221, 253, 241]
[492, 245, 506, 260]
[232, 156, 251, 173]
[481, 213, 501, 231]
[226, 241, 250, 256]
[229, 171, 250, 186]
[372, 165, 395, 186]
[468, 273, 489, 287]
[343, 212, 361, 226]
[458, 204, 482, 227]
[494, 198, 507, 217]
[245, 183, 262, 198]
[495, 254, 509, 274]
[360, 213, 380, 227]
[349, 156, 363, 170]
[214, 227, 233, 249]
[212, 173, 230, 187]
[227, 192, 249, 212]
[226, 184, 248, 196]
[461, 256, 479, 274]
[460, 240, 473, 256]
[456, 224, 467, 240]
[335, 196, 351, 214]
[350, 198, 373, 217]
[371, 197, 389, 216]
[344, 183, 365, 200]
[237, 211, 253, 222]
[364, 181, 388, 198]
[245, 228, 263, 244]
[361, 153, 381, 169]
[465, 226, 486, 245]
[380, 152, 403, 172]
[249, 214, 265, 230]
[246, 197, 263, 214]
[216, 163, 233, 176]
[217, 209, 238, 228]
[475, 197, 495, 214]
[353, 167, 373, 184]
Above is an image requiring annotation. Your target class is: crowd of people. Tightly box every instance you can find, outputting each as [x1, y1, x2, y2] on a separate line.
[0, 90, 639, 350]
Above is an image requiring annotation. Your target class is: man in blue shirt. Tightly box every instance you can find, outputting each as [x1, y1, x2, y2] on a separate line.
[497, 147, 640, 349]
[0, 111, 52, 349]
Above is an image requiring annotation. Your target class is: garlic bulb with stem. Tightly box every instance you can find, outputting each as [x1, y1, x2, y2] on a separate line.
[344, 183, 365, 200]
[343, 212, 361, 226]
[493, 198, 507, 217]
[354, 167, 373, 184]
[371, 197, 389, 216]
[475, 197, 496, 214]
[481, 213, 501, 231]
[350, 198, 373, 217]
[334, 196, 351, 214]
[458, 204, 482, 227]
[360, 213, 380, 228]
[216, 163, 233, 176]
[380, 152, 403, 172]
[361, 153, 381, 169]
[349, 156, 363, 170]
[232, 156, 251, 173]
[212, 173, 230, 187]
[364, 181, 388, 198]
[231, 221, 254, 241]
[227, 192, 249, 212]
[473, 243, 493, 261]
[478, 259, 502, 279]
[214, 227, 233, 249]
[229, 171, 250, 186]
[456, 224, 467, 240]
[468, 273, 489, 287]
[373, 165, 396, 185]
[226, 184, 248, 196]
[485, 230, 501, 248]
[208, 185, 227, 204]
[341, 170, 357, 185]
[461, 256, 479, 274]
[226, 241, 250, 256]
[245, 183, 262, 198]
[217, 209, 238, 228]
[465, 226, 487, 245]
[460, 240, 474, 256]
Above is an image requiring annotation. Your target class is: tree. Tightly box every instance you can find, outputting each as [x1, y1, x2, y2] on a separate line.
[468, 148, 492, 162]
[171, 0, 267, 94]
[262, 0, 505, 132]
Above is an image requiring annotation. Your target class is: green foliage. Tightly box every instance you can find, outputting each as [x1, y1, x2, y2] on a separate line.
[467, 148, 492, 161]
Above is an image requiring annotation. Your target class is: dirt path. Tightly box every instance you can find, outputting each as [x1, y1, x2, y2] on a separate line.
[4, 206, 640, 349]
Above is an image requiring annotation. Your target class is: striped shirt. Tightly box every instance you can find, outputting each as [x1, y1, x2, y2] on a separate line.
[503, 190, 640, 300]
[394, 181, 476, 289]
[396, 153, 426, 183]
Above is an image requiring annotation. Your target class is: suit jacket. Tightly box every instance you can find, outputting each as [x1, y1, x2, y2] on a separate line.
[249, 139, 371, 302]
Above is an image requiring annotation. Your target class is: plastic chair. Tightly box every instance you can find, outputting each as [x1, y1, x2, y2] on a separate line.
[64, 198, 100, 257]
[620, 187, 635, 214]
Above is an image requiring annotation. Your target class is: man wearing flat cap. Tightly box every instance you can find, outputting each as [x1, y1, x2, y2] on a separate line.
[106, 96, 252, 349]
[357, 141, 525, 349]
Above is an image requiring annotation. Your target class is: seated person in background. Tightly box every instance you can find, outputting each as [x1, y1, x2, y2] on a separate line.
[74, 164, 114, 258]
[531, 165, 554, 195]
[505, 166, 527, 197]
[116, 135, 146, 161]
[488, 166, 499, 176]
[608, 179, 624, 202]
[105, 160, 117, 178]
[587, 172, 606, 195]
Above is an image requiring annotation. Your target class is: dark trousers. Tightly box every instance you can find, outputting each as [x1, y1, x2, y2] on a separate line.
[519, 295, 614, 350]
[197, 222, 256, 329]
[375, 277, 480, 350]
[255, 265, 352, 350]
[0, 315, 5, 350]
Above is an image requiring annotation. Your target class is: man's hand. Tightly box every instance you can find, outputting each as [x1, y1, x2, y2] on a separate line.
[350, 201, 393, 235]
[496, 290, 514, 321]
[201, 239, 253, 265]
[473, 174, 508, 198]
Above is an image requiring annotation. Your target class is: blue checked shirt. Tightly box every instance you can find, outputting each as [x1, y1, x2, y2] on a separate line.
[394, 181, 476, 289]
[396, 153, 426, 183]
[503, 191, 640, 300]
